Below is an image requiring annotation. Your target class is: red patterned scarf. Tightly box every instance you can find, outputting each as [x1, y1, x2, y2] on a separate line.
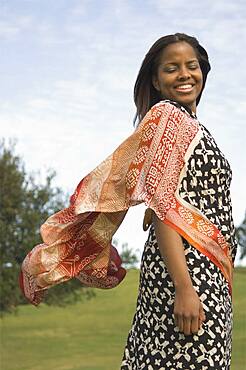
[19, 101, 233, 305]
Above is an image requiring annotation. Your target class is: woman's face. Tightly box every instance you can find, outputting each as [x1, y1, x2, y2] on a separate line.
[152, 41, 203, 113]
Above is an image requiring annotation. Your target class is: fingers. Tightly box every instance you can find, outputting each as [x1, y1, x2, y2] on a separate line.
[174, 315, 183, 332]
[173, 296, 206, 335]
[190, 316, 199, 334]
[174, 315, 192, 335]
[182, 316, 199, 336]
[178, 316, 184, 333]
[175, 314, 205, 336]
[199, 301, 206, 322]
[183, 316, 192, 335]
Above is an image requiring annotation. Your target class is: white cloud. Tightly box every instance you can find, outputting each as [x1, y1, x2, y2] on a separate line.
[0, 9, 33, 40]
[26, 98, 53, 110]
[0, 21, 20, 38]
[69, 0, 90, 17]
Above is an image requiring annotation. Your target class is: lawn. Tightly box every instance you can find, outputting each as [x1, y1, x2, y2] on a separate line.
[1, 268, 245, 370]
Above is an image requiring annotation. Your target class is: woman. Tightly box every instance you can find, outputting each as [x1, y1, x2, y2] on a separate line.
[120, 34, 237, 369]
[19, 33, 237, 369]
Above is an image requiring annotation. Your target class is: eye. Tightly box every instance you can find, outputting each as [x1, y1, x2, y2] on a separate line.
[188, 63, 199, 70]
[163, 66, 177, 73]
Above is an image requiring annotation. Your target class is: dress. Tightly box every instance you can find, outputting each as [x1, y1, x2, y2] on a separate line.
[20, 100, 237, 366]
[121, 119, 237, 369]
[19, 98, 236, 350]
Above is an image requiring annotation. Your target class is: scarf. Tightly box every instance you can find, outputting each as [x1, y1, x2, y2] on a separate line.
[19, 100, 233, 305]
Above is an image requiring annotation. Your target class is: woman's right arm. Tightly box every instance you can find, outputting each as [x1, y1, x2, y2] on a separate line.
[152, 212, 206, 336]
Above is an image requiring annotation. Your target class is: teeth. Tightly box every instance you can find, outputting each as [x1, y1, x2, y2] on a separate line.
[176, 84, 193, 89]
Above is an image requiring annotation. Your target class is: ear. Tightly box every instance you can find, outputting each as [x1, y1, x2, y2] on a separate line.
[152, 75, 160, 91]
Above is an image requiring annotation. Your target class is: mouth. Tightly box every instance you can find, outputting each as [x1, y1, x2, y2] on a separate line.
[174, 84, 195, 93]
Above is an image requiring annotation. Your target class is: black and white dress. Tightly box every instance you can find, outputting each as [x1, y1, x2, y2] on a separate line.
[120, 119, 237, 370]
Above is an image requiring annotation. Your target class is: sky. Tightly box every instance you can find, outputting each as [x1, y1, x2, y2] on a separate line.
[1, 0, 246, 265]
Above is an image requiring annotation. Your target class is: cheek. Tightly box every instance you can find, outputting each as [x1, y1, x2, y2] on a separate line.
[197, 71, 203, 86]
[196, 73, 203, 92]
[198, 78, 203, 92]
[159, 78, 173, 92]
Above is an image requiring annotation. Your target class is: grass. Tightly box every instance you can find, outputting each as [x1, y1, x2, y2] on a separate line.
[1, 267, 245, 370]
[231, 267, 246, 369]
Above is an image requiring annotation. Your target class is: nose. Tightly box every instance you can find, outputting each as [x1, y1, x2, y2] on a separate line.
[177, 66, 191, 81]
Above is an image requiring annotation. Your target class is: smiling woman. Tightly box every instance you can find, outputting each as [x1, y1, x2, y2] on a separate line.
[19, 33, 237, 370]
[120, 33, 237, 370]
[152, 42, 203, 113]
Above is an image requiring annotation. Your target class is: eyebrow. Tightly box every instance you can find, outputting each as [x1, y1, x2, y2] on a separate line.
[162, 59, 199, 66]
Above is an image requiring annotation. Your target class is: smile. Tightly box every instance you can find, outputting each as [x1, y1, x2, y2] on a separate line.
[175, 84, 194, 93]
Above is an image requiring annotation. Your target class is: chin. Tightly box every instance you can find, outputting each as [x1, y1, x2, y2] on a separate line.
[175, 97, 195, 110]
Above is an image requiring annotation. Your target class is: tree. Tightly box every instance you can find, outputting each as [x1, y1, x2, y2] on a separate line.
[121, 242, 139, 269]
[235, 211, 246, 260]
[0, 140, 94, 315]
[113, 239, 139, 269]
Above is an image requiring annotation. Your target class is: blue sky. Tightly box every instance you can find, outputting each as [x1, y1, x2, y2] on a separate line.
[1, 0, 246, 264]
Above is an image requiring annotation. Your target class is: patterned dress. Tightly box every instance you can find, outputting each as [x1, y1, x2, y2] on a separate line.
[121, 114, 237, 370]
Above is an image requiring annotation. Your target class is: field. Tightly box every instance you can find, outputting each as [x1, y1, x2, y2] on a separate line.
[1, 268, 245, 370]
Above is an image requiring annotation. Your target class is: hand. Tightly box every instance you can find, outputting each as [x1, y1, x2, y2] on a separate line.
[173, 285, 206, 335]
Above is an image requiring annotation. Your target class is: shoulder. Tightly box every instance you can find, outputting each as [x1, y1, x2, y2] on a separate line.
[151, 101, 201, 144]
[136, 100, 198, 132]
[144, 100, 197, 132]
[151, 99, 195, 119]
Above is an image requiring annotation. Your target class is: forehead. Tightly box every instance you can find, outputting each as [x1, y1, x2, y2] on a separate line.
[159, 42, 198, 64]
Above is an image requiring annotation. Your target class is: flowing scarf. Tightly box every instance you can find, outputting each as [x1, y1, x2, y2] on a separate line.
[19, 101, 233, 305]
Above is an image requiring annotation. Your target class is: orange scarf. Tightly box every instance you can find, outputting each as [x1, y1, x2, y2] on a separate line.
[19, 101, 233, 305]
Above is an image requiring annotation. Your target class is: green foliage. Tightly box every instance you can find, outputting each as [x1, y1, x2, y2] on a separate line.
[0, 139, 91, 314]
[235, 211, 246, 260]
[43, 279, 95, 307]
[113, 239, 139, 269]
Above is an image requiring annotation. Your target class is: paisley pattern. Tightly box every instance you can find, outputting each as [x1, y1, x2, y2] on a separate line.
[120, 226, 233, 370]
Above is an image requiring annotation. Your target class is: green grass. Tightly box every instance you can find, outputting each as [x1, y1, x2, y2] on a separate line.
[1, 268, 245, 370]
[231, 267, 246, 369]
